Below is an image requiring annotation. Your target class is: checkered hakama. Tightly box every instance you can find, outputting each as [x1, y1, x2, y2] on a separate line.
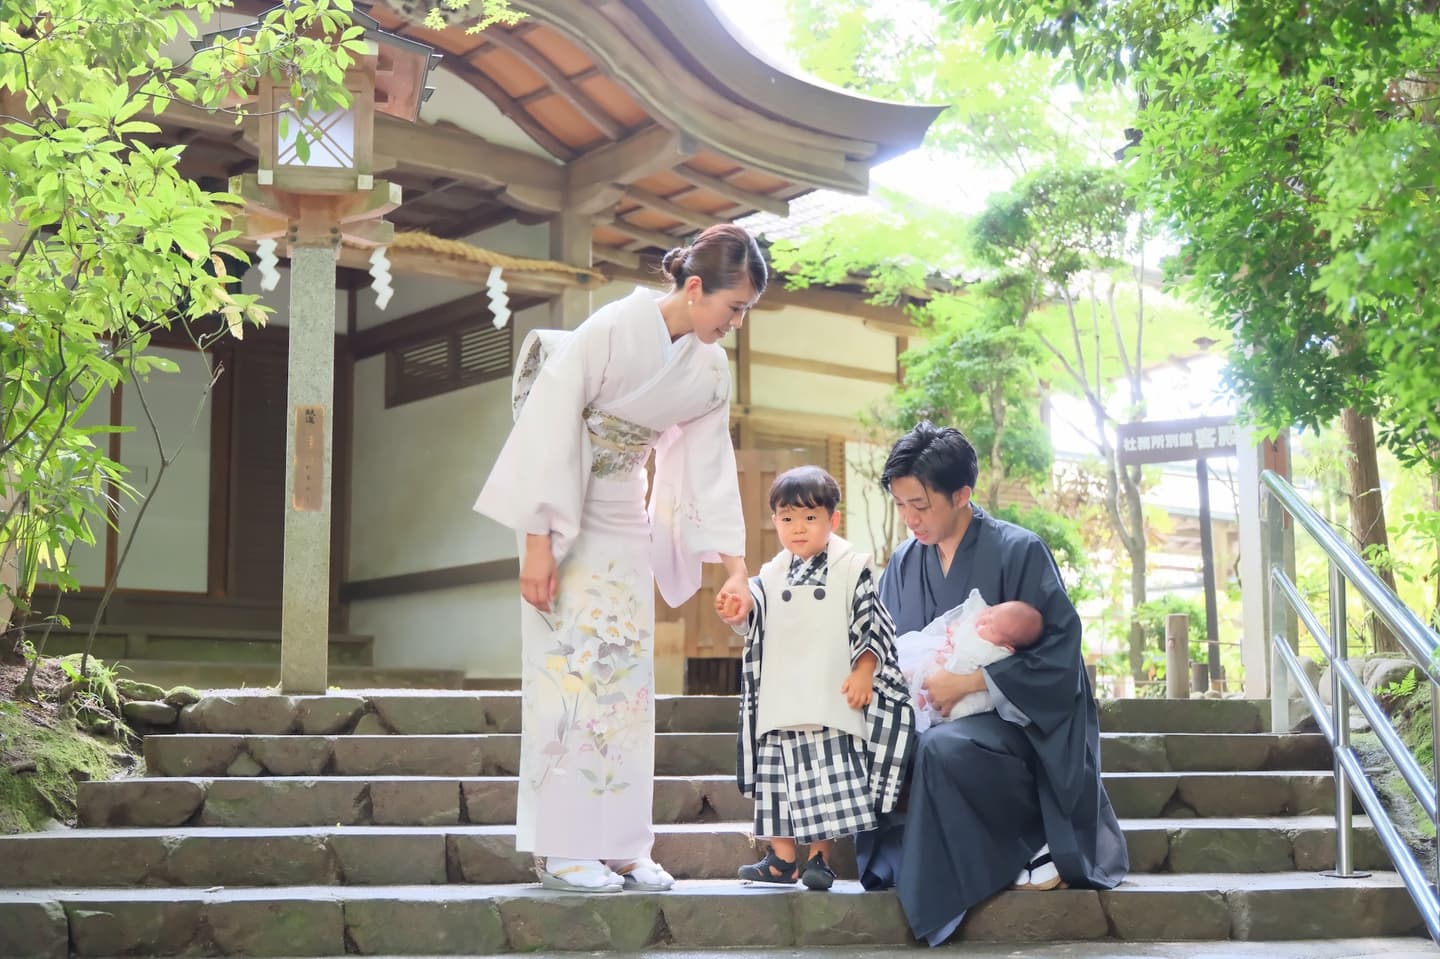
[752, 726, 878, 843]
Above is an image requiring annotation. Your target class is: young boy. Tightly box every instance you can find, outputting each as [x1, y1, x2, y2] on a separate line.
[722, 466, 914, 890]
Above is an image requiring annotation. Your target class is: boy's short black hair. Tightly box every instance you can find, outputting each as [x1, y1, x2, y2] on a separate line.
[768, 465, 841, 514]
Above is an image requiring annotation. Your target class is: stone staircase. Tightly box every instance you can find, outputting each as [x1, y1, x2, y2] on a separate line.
[0, 693, 1428, 956]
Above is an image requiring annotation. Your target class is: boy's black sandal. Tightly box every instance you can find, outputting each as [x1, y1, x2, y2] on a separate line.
[738, 849, 799, 884]
[801, 852, 836, 891]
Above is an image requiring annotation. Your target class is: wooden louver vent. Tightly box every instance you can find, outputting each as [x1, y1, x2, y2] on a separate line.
[385, 322, 513, 407]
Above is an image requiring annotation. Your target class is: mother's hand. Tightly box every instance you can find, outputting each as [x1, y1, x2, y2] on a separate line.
[922, 667, 988, 716]
[520, 533, 558, 613]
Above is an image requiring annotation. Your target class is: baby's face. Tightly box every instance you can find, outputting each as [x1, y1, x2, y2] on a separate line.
[978, 603, 1043, 648]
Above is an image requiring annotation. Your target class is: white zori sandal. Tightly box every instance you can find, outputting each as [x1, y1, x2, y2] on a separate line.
[1011, 844, 1067, 891]
[605, 857, 675, 891]
[540, 857, 624, 893]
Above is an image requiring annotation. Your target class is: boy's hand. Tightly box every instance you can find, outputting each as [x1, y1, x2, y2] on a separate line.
[714, 575, 752, 626]
[841, 668, 873, 709]
[715, 591, 744, 621]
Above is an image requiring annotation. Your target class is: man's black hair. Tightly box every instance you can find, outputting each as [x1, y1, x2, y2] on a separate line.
[880, 421, 979, 497]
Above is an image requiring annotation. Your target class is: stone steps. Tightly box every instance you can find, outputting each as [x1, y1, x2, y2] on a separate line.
[113, 662, 468, 691]
[0, 818, 1394, 888]
[140, 731, 1335, 779]
[2, 693, 1421, 956]
[161, 692, 1269, 736]
[79, 770, 1340, 828]
[0, 874, 1423, 956]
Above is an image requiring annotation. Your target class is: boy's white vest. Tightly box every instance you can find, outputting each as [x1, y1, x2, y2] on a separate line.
[754, 536, 870, 740]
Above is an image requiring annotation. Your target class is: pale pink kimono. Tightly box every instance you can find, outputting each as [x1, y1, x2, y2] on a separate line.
[474, 286, 745, 860]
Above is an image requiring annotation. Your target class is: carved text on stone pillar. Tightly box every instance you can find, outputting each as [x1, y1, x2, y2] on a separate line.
[293, 404, 325, 512]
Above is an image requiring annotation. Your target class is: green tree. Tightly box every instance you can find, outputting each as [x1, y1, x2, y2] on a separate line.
[969, 164, 1165, 679]
[0, 0, 392, 691]
[945, 0, 1439, 650]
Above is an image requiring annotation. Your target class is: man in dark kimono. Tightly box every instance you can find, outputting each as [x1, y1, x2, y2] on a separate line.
[856, 422, 1128, 946]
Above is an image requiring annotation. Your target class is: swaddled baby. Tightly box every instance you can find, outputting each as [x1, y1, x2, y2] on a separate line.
[897, 589, 1044, 731]
[938, 600, 1044, 719]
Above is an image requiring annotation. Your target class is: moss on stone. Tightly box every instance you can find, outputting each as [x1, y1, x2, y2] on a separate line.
[0, 699, 126, 833]
[115, 679, 166, 702]
[163, 685, 201, 707]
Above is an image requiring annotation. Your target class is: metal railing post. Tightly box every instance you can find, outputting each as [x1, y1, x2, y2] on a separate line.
[1329, 564, 1354, 876]
[1268, 491, 1291, 733]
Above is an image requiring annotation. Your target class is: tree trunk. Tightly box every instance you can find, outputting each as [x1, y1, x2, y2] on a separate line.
[1340, 408, 1400, 653]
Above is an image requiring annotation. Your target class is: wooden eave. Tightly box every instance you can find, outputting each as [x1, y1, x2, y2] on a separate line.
[184, 1, 941, 274]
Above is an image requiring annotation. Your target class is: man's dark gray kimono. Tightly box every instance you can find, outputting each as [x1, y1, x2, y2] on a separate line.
[857, 505, 1128, 946]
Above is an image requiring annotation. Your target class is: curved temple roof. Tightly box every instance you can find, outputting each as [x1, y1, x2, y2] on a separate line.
[177, 0, 943, 268]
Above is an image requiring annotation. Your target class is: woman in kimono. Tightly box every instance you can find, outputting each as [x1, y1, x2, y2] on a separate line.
[474, 224, 766, 894]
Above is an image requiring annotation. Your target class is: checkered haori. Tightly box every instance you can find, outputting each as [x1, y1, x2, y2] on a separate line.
[736, 543, 916, 838]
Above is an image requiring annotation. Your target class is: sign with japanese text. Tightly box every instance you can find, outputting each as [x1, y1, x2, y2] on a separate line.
[293, 404, 326, 512]
[1116, 416, 1237, 465]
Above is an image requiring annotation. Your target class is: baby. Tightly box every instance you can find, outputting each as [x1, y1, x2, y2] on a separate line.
[901, 593, 1044, 728]
[939, 601, 1044, 718]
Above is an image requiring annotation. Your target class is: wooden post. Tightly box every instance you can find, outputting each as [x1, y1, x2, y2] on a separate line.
[549, 209, 592, 330]
[1196, 457, 1224, 689]
[1166, 613, 1190, 699]
[654, 620, 685, 695]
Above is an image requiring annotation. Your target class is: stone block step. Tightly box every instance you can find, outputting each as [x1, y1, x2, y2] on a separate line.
[167, 692, 737, 736]
[80, 771, 1339, 829]
[40, 627, 375, 667]
[1097, 698, 1269, 733]
[152, 693, 1272, 736]
[0, 819, 1394, 888]
[141, 731, 1335, 779]
[116, 662, 467, 691]
[0, 874, 1423, 956]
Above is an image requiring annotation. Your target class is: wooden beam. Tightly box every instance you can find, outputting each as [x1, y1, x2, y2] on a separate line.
[235, 235, 584, 301]
[439, 52, 576, 161]
[406, 177, 461, 206]
[735, 322, 754, 448]
[483, 28, 624, 140]
[592, 244, 643, 270]
[674, 165, 790, 217]
[604, 216, 685, 251]
[517, 66, 602, 105]
[349, 291, 544, 359]
[567, 125, 694, 199]
[732, 403, 865, 440]
[752, 283, 922, 335]
[425, 203, 517, 241]
[155, 103, 566, 212]
[622, 184, 725, 232]
[340, 559, 514, 603]
[723, 347, 895, 385]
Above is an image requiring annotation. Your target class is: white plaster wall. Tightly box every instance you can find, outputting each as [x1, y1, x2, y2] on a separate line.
[750, 304, 898, 374]
[240, 264, 347, 333]
[115, 348, 213, 591]
[751, 366, 891, 419]
[346, 301, 549, 679]
[52, 389, 115, 589]
[350, 580, 520, 677]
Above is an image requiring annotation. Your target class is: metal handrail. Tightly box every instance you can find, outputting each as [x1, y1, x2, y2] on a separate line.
[1263, 469, 1440, 942]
